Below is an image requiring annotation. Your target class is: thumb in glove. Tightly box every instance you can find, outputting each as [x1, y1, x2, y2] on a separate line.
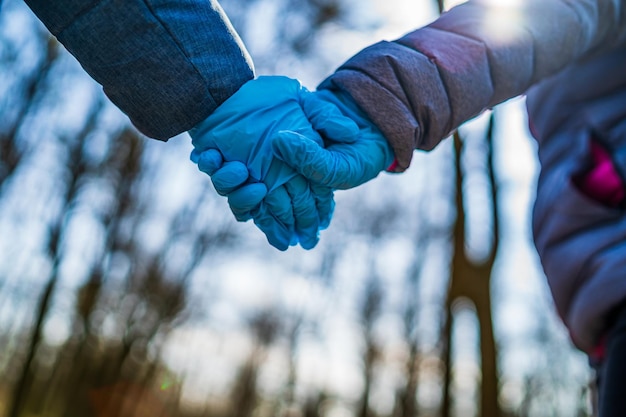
[273, 89, 395, 190]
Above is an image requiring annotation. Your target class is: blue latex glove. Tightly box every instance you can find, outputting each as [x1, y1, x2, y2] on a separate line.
[189, 76, 359, 250]
[191, 145, 339, 248]
[272, 89, 395, 190]
[191, 149, 267, 220]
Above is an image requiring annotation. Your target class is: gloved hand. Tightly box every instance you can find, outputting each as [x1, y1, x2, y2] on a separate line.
[191, 147, 337, 244]
[190, 149, 267, 220]
[272, 89, 395, 190]
[189, 76, 359, 250]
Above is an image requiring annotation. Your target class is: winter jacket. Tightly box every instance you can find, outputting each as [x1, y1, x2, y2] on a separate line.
[23, 0, 255, 140]
[320, 0, 626, 352]
[528, 45, 626, 352]
[321, 0, 626, 172]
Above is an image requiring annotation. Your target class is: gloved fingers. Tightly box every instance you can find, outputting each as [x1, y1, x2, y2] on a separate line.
[194, 149, 223, 175]
[284, 176, 321, 250]
[190, 149, 201, 164]
[252, 197, 296, 251]
[301, 93, 359, 144]
[263, 186, 296, 235]
[311, 184, 335, 230]
[228, 182, 268, 222]
[210, 161, 250, 195]
[272, 131, 356, 190]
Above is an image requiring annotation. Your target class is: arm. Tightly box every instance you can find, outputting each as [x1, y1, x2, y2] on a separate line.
[24, 0, 254, 140]
[319, 0, 626, 171]
[24, 0, 357, 251]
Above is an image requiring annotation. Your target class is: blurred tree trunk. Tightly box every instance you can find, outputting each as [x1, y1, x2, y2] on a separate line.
[394, 235, 428, 417]
[230, 310, 282, 417]
[431, 2, 500, 415]
[0, 36, 58, 191]
[273, 316, 304, 417]
[8, 100, 102, 417]
[303, 391, 328, 417]
[394, 340, 420, 417]
[441, 117, 500, 417]
[357, 273, 383, 417]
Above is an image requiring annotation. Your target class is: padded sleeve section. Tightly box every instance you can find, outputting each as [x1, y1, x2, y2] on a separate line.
[319, 41, 442, 171]
[24, 0, 254, 140]
[320, 0, 626, 171]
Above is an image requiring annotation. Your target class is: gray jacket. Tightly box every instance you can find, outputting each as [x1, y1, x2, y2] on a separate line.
[321, 0, 626, 352]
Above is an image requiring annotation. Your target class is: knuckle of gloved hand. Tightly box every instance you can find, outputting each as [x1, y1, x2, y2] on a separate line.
[229, 184, 266, 210]
[197, 153, 222, 174]
[212, 163, 249, 190]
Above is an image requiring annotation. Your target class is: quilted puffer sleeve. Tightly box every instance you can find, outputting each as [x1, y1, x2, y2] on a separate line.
[24, 0, 254, 140]
[319, 0, 626, 171]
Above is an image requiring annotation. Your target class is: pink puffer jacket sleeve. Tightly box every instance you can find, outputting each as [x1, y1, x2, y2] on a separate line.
[319, 0, 626, 171]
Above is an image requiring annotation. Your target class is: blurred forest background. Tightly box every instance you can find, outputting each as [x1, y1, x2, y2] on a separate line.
[0, 0, 594, 416]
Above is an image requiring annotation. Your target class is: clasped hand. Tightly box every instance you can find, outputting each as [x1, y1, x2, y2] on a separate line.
[189, 76, 395, 250]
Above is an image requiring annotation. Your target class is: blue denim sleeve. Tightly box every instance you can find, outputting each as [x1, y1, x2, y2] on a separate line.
[24, 0, 255, 140]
